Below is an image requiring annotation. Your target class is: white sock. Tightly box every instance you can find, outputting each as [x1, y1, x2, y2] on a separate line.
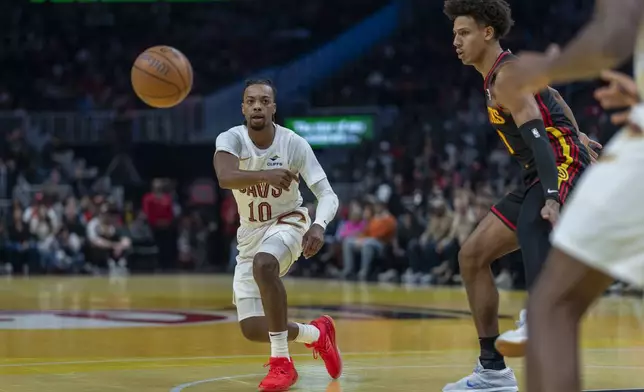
[269, 331, 290, 358]
[294, 323, 320, 344]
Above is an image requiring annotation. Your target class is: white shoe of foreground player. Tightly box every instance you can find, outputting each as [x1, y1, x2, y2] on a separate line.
[442, 360, 518, 392]
[495, 309, 527, 358]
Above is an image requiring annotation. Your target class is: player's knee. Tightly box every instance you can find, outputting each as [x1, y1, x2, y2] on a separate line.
[239, 318, 267, 342]
[458, 241, 487, 273]
[252, 252, 279, 282]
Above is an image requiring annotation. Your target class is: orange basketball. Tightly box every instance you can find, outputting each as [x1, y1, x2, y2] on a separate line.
[131, 46, 193, 108]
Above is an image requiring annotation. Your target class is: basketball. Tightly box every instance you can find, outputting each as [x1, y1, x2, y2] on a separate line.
[131, 46, 193, 108]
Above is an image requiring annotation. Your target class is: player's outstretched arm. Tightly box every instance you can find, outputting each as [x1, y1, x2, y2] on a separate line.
[544, 0, 644, 84]
[495, 67, 561, 206]
[214, 151, 265, 189]
[214, 151, 298, 191]
[214, 131, 298, 191]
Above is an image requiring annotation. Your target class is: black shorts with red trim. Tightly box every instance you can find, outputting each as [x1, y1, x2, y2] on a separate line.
[491, 162, 587, 232]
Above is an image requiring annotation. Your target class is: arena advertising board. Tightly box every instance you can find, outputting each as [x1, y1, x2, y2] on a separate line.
[284, 115, 374, 148]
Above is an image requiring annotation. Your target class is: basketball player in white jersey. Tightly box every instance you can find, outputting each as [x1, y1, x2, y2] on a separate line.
[490, 1, 644, 390]
[213, 79, 342, 392]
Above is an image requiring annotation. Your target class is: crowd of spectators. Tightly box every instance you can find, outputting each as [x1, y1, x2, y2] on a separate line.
[0, 173, 217, 276]
[0, 126, 218, 276]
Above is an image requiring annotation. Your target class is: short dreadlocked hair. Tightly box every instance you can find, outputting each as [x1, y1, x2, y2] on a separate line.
[444, 0, 514, 39]
[243, 78, 277, 100]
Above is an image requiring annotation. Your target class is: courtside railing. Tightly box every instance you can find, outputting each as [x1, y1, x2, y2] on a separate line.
[0, 96, 204, 145]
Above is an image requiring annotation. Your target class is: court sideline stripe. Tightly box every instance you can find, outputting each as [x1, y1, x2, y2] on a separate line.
[1, 347, 641, 368]
[168, 364, 644, 392]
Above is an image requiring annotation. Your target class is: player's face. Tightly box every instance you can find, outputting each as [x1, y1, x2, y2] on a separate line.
[242, 84, 276, 131]
[453, 16, 492, 65]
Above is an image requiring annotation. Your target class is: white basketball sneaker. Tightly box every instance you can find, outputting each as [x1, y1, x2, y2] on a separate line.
[495, 309, 527, 358]
[442, 360, 518, 392]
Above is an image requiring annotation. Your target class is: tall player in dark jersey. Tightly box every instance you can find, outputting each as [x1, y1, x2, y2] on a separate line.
[442, 1, 598, 391]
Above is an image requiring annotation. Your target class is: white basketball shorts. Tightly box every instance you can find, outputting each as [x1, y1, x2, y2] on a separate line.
[551, 125, 644, 287]
[232, 207, 310, 321]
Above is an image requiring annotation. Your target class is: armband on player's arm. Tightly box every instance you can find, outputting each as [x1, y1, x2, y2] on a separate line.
[519, 119, 561, 202]
[495, 68, 561, 203]
[309, 179, 339, 230]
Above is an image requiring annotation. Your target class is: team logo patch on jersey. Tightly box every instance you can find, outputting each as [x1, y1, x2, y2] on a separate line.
[0, 310, 236, 330]
[267, 155, 282, 167]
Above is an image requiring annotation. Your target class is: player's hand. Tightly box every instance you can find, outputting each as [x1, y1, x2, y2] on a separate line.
[262, 169, 299, 191]
[541, 199, 560, 226]
[594, 70, 640, 125]
[302, 223, 325, 259]
[578, 132, 603, 163]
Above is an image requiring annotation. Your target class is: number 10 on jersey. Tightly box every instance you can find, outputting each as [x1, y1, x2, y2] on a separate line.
[248, 201, 273, 222]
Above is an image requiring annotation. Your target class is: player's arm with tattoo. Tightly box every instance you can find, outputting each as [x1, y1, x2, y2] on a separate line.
[495, 67, 561, 222]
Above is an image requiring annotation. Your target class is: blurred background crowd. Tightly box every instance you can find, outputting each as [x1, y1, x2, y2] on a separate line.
[0, 0, 633, 293]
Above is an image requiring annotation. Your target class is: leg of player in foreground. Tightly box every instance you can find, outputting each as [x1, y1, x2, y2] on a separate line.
[527, 248, 613, 392]
[443, 211, 520, 391]
[527, 75, 644, 391]
[526, 122, 644, 391]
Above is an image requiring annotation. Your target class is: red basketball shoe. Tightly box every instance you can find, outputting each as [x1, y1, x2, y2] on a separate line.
[305, 315, 343, 379]
[258, 357, 298, 392]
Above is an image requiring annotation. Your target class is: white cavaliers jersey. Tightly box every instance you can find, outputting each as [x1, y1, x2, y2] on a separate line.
[215, 124, 326, 227]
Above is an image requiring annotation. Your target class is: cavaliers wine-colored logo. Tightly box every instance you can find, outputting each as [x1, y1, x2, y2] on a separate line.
[0, 309, 236, 330]
[0, 305, 511, 330]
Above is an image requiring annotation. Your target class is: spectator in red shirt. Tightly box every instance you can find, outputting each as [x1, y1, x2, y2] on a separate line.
[142, 178, 176, 270]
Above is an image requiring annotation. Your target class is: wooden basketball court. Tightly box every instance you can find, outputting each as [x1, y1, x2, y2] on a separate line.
[0, 275, 642, 391]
